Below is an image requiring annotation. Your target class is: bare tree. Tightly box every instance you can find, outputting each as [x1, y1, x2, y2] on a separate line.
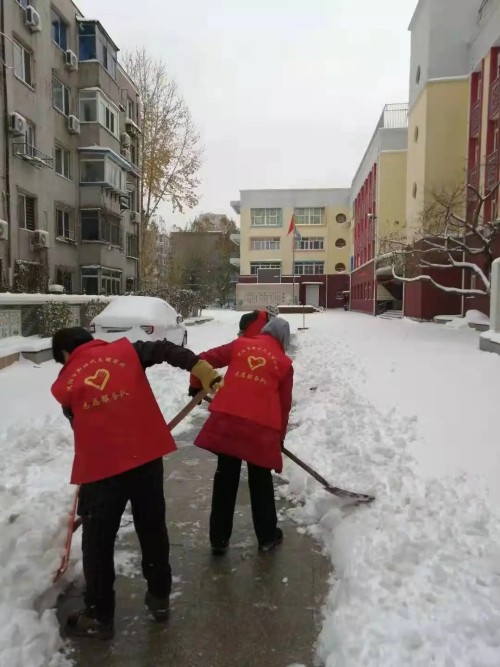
[388, 180, 500, 297]
[122, 48, 203, 280]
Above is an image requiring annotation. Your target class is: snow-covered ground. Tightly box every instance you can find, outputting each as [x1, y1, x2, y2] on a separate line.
[1, 309, 500, 666]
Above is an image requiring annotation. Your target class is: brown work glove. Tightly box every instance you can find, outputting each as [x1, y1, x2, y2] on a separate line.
[191, 360, 223, 395]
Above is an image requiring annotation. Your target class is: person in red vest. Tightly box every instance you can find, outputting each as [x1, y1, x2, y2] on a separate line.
[189, 317, 293, 554]
[238, 304, 279, 338]
[51, 326, 221, 639]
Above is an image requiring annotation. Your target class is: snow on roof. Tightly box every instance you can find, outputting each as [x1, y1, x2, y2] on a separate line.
[93, 296, 178, 327]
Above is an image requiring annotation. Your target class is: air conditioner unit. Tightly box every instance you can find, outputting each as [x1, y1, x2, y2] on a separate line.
[25, 6, 41, 32]
[122, 148, 131, 161]
[0, 220, 8, 241]
[65, 49, 78, 72]
[9, 112, 26, 137]
[31, 230, 50, 248]
[121, 132, 131, 148]
[130, 212, 138, 223]
[68, 115, 80, 135]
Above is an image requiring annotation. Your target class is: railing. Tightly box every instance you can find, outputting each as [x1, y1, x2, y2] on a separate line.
[12, 143, 53, 168]
[486, 151, 498, 190]
[470, 99, 482, 137]
[489, 77, 500, 119]
[467, 165, 480, 196]
[376, 103, 409, 130]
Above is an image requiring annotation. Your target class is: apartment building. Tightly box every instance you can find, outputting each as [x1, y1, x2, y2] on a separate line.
[0, 0, 141, 295]
[350, 103, 408, 315]
[464, 0, 500, 314]
[231, 189, 351, 309]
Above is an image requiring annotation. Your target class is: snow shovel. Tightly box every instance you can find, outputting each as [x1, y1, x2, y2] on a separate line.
[282, 446, 375, 504]
[53, 389, 209, 583]
[202, 397, 375, 505]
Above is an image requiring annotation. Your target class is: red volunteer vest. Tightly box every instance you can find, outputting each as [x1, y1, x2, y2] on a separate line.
[243, 311, 268, 338]
[208, 334, 292, 430]
[51, 338, 176, 484]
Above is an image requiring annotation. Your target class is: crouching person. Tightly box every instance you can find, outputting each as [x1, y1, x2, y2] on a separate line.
[190, 318, 293, 554]
[51, 327, 220, 639]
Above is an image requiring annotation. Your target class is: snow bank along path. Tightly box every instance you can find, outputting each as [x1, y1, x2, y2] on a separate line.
[282, 312, 500, 667]
[0, 312, 239, 667]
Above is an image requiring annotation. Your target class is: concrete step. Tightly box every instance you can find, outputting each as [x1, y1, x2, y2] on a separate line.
[379, 310, 403, 320]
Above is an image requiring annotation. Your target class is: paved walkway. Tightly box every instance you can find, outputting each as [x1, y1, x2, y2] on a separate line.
[57, 415, 330, 667]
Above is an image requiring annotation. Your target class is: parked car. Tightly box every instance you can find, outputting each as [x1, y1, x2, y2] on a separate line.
[89, 296, 187, 346]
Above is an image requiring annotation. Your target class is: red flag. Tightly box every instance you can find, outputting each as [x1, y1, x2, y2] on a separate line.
[287, 215, 295, 236]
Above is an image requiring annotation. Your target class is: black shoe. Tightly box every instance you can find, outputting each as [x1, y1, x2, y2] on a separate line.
[65, 608, 114, 640]
[145, 591, 170, 622]
[211, 541, 229, 556]
[259, 528, 283, 552]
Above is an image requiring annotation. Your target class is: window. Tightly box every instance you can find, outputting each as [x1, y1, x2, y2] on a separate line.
[51, 10, 68, 50]
[56, 206, 74, 241]
[25, 122, 35, 157]
[127, 233, 139, 258]
[294, 262, 324, 275]
[79, 90, 98, 121]
[81, 210, 100, 241]
[250, 261, 281, 275]
[81, 267, 99, 294]
[335, 263, 346, 272]
[250, 237, 280, 250]
[416, 65, 421, 84]
[55, 146, 71, 179]
[81, 158, 105, 183]
[53, 77, 70, 116]
[412, 183, 418, 199]
[294, 208, 325, 226]
[78, 21, 117, 79]
[79, 89, 119, 137]
[130, 141, 138, 166]
[18, 193, 36, 231]
[128, 189, 137, 212]
[80, 210, 122, 247]
[335, 238, 346, 248]
[56, 268, 73, 293]
[101, 269, 122, 295]
[127, 98, 136, 122]
[13, 40, 33, 87]
[296, 236, 324, 250]
[16, 0, 29, 6]
[250, 209, 282, 227]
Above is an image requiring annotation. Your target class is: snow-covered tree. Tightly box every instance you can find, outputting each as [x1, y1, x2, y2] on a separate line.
[388, 181, 500, 297]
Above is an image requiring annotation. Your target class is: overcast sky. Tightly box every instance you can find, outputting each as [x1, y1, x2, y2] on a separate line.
[78, 0, 418, 227]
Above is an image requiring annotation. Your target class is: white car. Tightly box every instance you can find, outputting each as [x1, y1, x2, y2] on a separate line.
[89, 296, 188, 347]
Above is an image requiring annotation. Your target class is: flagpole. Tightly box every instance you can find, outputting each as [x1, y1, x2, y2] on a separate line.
[292, 231, 296, 305]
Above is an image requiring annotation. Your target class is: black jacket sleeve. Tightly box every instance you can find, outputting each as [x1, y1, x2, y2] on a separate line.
[239, 310, 259, 333]
[133, 339, 199, 371]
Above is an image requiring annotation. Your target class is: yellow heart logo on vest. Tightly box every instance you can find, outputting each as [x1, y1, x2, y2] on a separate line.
[84, 369, 110, 392]
[247, 356, 266, 371]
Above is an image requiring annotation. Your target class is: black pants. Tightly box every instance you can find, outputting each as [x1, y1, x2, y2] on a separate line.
[77, 458, 171, 621]
[210, 454, 277, 546]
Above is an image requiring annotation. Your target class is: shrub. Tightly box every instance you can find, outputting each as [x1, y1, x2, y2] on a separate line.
[37, 301, 72, 338]
[82, 299, 108, 327]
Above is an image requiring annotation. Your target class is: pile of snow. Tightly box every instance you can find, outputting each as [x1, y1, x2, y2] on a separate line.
[445, 309, 490, 330]
[0, 312, 239, 667]
[281, 313, 500, 667]
[0, 336, 52, 358]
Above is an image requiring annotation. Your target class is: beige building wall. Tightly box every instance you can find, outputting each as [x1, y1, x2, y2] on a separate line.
[377, 151, 408, 251]
[238, 190, 350, 277]
[406, 78, 470, 241]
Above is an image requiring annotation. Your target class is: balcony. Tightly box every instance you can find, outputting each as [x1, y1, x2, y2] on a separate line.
[12, 143, 53, 169]
[486, 151, 498, 190]
[230, 200, 241, 215]
[470, 99, 482, 137]
[467, 165, 480, 197]
[489, 77, 500, 119]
